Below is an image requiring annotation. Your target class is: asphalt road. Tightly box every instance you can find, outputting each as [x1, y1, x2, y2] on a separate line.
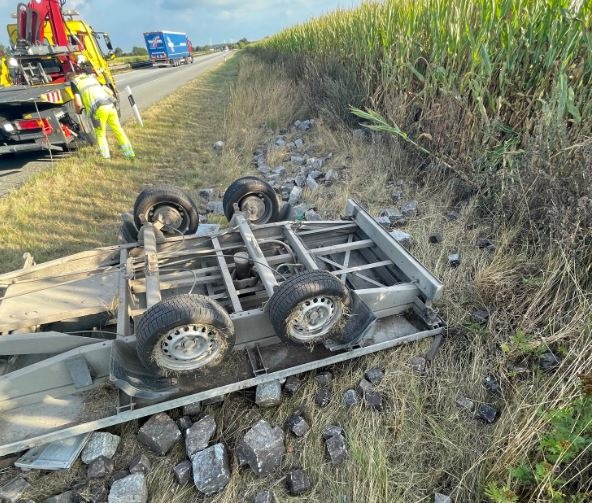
[0, 52, 229, 197]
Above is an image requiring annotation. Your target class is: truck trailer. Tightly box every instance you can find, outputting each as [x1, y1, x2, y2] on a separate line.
[143, 31, 193, 67]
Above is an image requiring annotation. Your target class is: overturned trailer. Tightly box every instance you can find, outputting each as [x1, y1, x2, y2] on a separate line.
[0, 179, 444, 457]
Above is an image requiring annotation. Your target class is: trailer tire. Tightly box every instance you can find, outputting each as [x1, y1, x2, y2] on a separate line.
[223, 176, 280, 224]
[268, 271, 351, 345]
[133, 186, 199, 236]
[136, 294, 235, 375]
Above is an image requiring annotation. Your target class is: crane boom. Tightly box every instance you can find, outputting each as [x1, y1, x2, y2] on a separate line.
[17, 0, 70, 46]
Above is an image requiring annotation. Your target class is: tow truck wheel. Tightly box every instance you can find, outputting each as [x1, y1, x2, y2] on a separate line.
[223, 176, 280, 224]
[133, 186, 199, 236]
[268, 271, 351, 345]
[136, 294, 235, 375]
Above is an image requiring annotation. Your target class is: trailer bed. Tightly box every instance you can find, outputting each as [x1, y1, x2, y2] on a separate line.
[0, 199, 444, 456]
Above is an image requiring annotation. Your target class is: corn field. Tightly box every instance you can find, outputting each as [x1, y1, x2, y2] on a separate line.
[262, 0, 591, 131]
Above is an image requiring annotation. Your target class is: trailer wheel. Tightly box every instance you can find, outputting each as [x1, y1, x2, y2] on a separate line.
[133, 186, 199, 236]
[268, 271, 351, 345]
[136, 294, 235, 375]
[223, 177, 280, 224]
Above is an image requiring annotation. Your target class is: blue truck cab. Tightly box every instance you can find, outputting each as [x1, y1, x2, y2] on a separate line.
[143, 31, 193, 67]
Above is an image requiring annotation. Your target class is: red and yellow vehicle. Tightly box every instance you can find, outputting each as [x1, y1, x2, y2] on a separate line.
[0, 0, 118, 154]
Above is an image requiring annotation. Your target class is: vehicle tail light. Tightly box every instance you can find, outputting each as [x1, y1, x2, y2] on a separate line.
[15, 118, 53, 136]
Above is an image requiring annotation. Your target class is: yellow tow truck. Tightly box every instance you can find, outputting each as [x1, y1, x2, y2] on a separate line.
[0, 0, 119, 154]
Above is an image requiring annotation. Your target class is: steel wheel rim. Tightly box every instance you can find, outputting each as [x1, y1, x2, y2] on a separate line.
[154, 324, 220, 371]
[287, 296, 343, 342]
[240, 193, 272, 223]
[144, 201, 189, 233]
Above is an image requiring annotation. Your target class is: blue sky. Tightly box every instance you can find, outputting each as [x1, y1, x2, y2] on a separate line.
[0, 0, 364, 50]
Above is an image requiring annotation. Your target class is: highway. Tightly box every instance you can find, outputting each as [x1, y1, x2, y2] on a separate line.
[0, 51, 229, 197]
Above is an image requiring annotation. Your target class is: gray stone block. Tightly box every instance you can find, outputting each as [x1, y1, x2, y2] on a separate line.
[45, 491, 74, 503]
[286, 469, 311, 496]
[448, 252, 461, 267]
[255, 380, 282, 408]
[364, 367, 384, 384]
[108, 473, 148, 503]
[410, 355, 427, 375]
[306, 176, 319, 191]
[477, 237, 495, 251]
[455, 396, 475, 412]
[198, 188, 215, 200]
[283, 375, 303, 395]
[173, 460, 192, 485]
[324, 169, 339, 184]
[291, 155, 305, 166]
[176, 416, 193, 433]
[137, 412, 181, 456]
[275, 137, 286, 147]
[236, 419, 285, 477]
[325, 434, 348, 465]
[273, 166, 287, 177]
[0, 477, 30, 503]
[447, 210, 460, 221]
[375, 215, 391, 227]
[434, 493, 452, 503]
[401, 200, 418, 217]
[380, 208, 404, 224]
[288, 186, 303, 205]
[322, 425, 344, 440]
[253, 489, 276, 503]
[484, 375, 502, 395]
[287, 415, 310, 437]
[192, 444, 231, 495]
[315, 386, 331, 407]
[391, 229, 413, 249]
[87, 455, 114, 479]
[476, 403, 499, 424]
[294, 138, 304, 149]
[471, 309, 490, 324]
[357, 378, 373, 395]
[186, 415, 216, 457]
[129, 453, 151, 475]
[343, 389, 359, 408]
[305, 209, 322, 221]
[429, 233, 443, 244]
[314, 371, 333, 386]
[206, 201, 224, 215]
[213, 140, 225, 151]
[81, 432, 121, 464]
[540, 352, 560, 371]
[364, 390, 384, 411]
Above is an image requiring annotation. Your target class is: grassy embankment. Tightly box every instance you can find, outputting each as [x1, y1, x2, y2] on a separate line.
[249, 0, 592, 501]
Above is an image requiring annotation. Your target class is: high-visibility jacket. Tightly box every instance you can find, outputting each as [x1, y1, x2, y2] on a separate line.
[71, 74, 113, 118]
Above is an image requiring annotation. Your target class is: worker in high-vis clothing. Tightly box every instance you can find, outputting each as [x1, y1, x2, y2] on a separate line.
[67, 71, 135, 159]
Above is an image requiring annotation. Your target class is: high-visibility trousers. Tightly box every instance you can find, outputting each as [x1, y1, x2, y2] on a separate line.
[94, 104, 135, 159]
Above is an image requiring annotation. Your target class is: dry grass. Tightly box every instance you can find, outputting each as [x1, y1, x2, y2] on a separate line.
[3, 54, 591, 503]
